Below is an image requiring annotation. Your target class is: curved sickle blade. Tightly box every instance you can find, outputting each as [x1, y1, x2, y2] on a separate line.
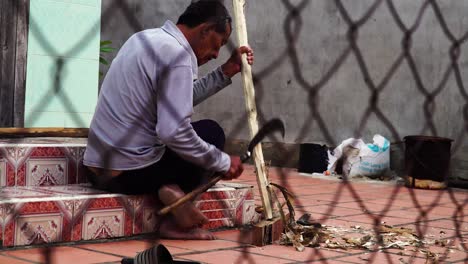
[247, 118, 285, 153]
[158, 118, 285, 216]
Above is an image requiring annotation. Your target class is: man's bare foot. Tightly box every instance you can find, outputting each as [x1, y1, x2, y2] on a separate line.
[158, 216, 216, 240]
[158, 184, 208, 229]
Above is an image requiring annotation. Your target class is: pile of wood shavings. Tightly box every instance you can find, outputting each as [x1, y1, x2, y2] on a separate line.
[279, 218, 458, 264]
[280, 223, 425, 251]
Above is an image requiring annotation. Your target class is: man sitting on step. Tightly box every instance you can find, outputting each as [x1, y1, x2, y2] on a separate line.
[83, 0, 253, 240]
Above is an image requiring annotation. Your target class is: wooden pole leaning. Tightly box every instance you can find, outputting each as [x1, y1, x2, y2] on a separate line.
[232, 0, 273, 220]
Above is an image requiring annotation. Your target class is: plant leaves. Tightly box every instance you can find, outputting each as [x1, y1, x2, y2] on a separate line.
[99, 57, 109, 65]
[100, 40, 112, 46]
[100, 47, 115, 53]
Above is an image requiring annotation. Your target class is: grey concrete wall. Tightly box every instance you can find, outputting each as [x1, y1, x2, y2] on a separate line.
[100, 0, 467, 181]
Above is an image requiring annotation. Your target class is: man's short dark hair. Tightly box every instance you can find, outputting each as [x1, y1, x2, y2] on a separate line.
[177, 0, 232, 33]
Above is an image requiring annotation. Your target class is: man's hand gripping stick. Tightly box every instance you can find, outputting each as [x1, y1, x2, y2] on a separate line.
[157, 118, 285, 216]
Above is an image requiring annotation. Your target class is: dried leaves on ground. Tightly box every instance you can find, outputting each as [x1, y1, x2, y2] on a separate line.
[269, 183, 460, 264]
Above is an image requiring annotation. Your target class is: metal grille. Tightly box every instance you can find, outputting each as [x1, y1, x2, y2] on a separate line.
[1, 0, 467, 263]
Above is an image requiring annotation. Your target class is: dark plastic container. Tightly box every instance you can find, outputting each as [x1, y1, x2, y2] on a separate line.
[298, 143, 328, 174]
[404, 135, 453, 186]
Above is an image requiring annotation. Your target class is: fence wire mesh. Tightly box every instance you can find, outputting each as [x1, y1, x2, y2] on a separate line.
[1, 0, 467, 263]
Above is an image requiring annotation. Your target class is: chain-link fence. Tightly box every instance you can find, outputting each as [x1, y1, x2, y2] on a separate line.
[1, 0, 467, 263]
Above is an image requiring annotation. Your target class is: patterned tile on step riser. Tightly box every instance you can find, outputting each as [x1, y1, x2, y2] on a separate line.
[132, 194, 241, 235]
[18, 147, 77, 186]
[196, 200, 240, 211]
[132, 195, 160, 235]
[201, 188, 257, 226]
[133, 205, 240, 234]
[133, 187, 257, 234]
[0, 146, 88, 187]
[199, 199, 259, 227]
[71, 196, 134, 241]
[199, 188, 254, 204]
[0, 148, 18, 187]
[73, 146, 88, 184]
[202, 209, 236, 220]
[203, 219, 235, 230]
[240, 199, 260, 225]
[1, 200, 73, 247]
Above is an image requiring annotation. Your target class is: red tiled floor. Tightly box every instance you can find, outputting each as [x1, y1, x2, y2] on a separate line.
[398, 224, 465, 239]
[212, 229, 267, 245]
[365, 197, 428, 208]
[319, 218, 376, 229]
[0, 254, 32, 264]
[299, 204, 365, 217]
[417, 219, 468, 231]
[384, 244, 468, 263]
[425, 205, 466, 217]
[74, 240, 156, 258]
[335, 201, 392, 213]
[176, 248, 291, 263]
[335, 251, 428, 263]
[1, 165, 466, 264]
[2, 246, 121, 264]
[160, 238, 248, 252]
[236, 244, 349, 262]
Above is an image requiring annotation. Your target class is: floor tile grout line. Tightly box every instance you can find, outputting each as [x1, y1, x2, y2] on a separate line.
[0, 252, 39, 263]
[71, 245, 130, 259]
[171, 246, 302, 263]
[171, 245, 253, 257]
[231, 247, 319, 263]
[286, 247, 431, 264]
[231, 246, 379, 263]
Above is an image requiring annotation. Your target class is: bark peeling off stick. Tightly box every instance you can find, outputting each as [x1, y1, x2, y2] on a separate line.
[232, 0, 273, 219]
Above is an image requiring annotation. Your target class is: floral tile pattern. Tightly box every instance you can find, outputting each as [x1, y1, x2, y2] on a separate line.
[132, 195, 159, 235]
[0, 139, 256, 247]
[1, 200, 73, 247]
[71, 197, 134, 241]
[0, 183, 255, 247]
[74, 147, 88, 184]
[20, 147, 76, 186]
[133, 184, 256, 234]
[26, 158, 68, 186]
[0, 159, 6, 187]
[0, 140, 88, 187]
[0, 147, 24, 187]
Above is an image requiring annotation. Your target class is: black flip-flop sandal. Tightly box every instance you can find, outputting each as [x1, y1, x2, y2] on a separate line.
[121, 244, 200, 264]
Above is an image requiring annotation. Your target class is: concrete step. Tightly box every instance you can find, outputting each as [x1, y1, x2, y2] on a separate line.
[0, 138, 260, 248]
[0, 138, 88, 187]
[0, 182, 258, 248]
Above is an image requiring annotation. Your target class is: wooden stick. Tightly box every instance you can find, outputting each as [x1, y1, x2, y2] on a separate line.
[232, 0, 273, 219]
[0, 128, 89, 138]
[158, 175, 223, 216]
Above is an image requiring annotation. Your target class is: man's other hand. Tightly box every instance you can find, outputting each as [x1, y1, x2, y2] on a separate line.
[221, 46, 254, 78]
[223, 155, 244, 180]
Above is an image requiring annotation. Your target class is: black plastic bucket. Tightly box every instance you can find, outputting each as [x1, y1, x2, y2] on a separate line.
[404, 136, 453, 186]
[298, 143, 328, 174]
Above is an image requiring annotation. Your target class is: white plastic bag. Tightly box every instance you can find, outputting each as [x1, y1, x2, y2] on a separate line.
[327, 134, 390, 178]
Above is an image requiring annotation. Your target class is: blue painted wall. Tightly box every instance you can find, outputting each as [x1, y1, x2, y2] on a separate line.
[24, 0, 101, 127]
